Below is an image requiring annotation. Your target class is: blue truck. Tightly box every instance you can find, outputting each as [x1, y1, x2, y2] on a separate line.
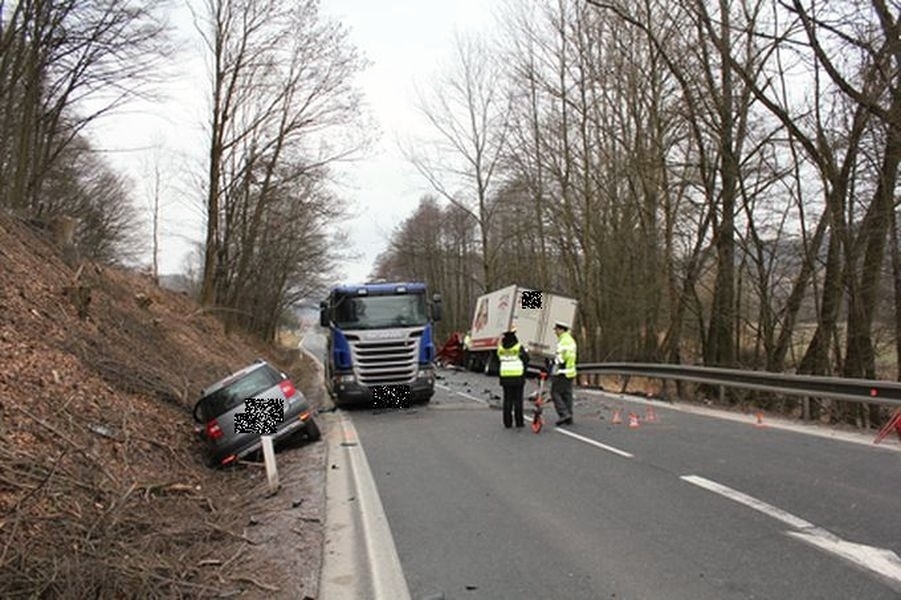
[319, 281, 442, 406]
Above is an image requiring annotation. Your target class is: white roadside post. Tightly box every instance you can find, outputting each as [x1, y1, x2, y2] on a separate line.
[261, 435, 279, 495]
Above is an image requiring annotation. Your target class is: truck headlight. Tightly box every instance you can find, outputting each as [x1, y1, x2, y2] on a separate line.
[338, 374, 355, 383]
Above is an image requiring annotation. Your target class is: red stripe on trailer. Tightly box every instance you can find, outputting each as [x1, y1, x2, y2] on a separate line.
[469, 337, 500, 350]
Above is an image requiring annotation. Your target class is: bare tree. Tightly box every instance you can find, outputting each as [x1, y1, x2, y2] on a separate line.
[0, 0, 171, 213]
[140, 136, 172, 284]
[406, 31, 513, 292]
[38, 134, 144, 264]
[193, 0, 370, 336]
[695, 0, 899, 387]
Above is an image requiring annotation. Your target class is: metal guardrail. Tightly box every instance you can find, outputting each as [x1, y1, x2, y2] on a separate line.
[566, 363, 901, 407]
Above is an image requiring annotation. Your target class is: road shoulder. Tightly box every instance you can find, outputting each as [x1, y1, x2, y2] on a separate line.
[319, 411, 412, 600]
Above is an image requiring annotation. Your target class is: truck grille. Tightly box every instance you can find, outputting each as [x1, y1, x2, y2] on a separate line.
[351, 339, 419, 386]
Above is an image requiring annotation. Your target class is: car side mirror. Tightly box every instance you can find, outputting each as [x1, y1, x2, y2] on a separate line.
[192, 399, 204, 424]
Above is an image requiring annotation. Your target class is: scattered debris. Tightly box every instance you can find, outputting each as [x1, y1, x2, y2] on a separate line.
[134, 292, 153, 309]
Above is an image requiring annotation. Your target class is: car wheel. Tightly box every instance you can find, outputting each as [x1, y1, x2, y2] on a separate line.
[304, 417, 322, 442]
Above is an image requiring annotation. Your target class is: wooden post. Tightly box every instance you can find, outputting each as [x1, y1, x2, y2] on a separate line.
[261, 435, 279, 495]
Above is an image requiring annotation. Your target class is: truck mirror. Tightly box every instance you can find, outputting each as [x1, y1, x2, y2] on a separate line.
[431, 293, 442, 321]
[319, 300, 329, 327]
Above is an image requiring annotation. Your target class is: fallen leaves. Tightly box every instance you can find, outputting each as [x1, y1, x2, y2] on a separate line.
[0, 212, 328, 598]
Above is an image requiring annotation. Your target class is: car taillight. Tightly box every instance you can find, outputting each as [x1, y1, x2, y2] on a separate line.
[279, 379, 296, 398]
[206, 419, 223, 440]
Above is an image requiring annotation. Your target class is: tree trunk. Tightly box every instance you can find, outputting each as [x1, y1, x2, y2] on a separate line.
[892, 207, 901, 381]
[799, 223, 843, 375]
[843, 101, 901, 379]
[705, 0, 737, 368]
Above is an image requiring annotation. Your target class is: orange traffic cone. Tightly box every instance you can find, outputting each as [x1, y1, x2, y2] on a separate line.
[612, 408, 623, 424]
[754, 411, 765, 428]
[646, 406, 657, 422]
[628, 413, 640, 429]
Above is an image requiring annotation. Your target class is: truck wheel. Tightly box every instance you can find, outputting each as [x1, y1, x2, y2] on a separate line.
[485, 353, 500, 376]
[304, 417, 322, 442]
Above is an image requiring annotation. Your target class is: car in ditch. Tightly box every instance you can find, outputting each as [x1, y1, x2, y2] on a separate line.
[192, 359, 321, 467]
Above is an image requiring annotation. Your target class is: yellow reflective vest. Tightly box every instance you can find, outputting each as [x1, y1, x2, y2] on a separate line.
[554, 331, 577, 379]
[497, 342, 524, 378]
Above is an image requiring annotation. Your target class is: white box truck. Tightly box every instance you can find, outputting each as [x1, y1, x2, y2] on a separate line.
[466, 285, 578, 374]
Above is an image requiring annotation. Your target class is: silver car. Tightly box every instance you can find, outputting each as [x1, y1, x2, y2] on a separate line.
[192, 360, 321, 467]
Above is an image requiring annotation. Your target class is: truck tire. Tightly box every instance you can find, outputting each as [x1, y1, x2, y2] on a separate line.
[304, 417, 322, 442]
[485, 353, 500, 376]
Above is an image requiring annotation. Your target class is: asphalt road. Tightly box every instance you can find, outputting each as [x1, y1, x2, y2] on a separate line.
[300, 328, 327, 363]
[343, 366, 901, 600]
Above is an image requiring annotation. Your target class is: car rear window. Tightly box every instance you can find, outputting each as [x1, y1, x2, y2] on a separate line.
[202, 365, 282, 418]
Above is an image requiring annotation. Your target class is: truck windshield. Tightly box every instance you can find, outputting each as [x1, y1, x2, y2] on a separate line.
[334, 293, 428, 330]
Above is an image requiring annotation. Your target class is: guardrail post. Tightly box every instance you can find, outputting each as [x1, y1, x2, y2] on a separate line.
[802, 397, 811, 421]
[261, 435, 279, 495]
[718, 385, 725, 404]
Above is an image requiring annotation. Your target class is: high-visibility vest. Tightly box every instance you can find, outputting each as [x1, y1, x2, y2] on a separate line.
[497, 342, 524, 377]
[555, 331, 577, 379]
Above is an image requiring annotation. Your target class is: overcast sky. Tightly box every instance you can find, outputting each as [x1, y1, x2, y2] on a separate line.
[88, 0, 500, 283]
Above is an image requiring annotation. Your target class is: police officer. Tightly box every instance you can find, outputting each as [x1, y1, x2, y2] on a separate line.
[497, 327, 530, 428]
[550, 321, 577, 426]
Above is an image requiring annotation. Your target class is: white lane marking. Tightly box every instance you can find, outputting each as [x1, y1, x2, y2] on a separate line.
[787, 530, 901, 586]
[440, 382, 631, 455]
[554, 427, 634, 458]
[435, 383, 487, 405]
[338, 414, 412, 600]
[681, 475, 901, 587]
[680, 475, 815, 529]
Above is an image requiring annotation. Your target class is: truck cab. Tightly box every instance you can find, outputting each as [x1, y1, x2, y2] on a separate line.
[320, 281, 442, 406]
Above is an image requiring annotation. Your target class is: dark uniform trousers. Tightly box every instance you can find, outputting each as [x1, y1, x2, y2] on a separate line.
[501, 382, 525, 428]
[551, 375, 573, 421]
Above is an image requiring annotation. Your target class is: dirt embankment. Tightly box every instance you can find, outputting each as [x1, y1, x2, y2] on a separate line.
[0, 212, 329, 599]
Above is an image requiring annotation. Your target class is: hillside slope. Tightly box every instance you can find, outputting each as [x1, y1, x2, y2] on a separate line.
[0, 212, 328, 598]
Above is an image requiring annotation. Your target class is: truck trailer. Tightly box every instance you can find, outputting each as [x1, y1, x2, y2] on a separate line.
[467, 284, 577, 374]
[320, 281, 442, 406]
